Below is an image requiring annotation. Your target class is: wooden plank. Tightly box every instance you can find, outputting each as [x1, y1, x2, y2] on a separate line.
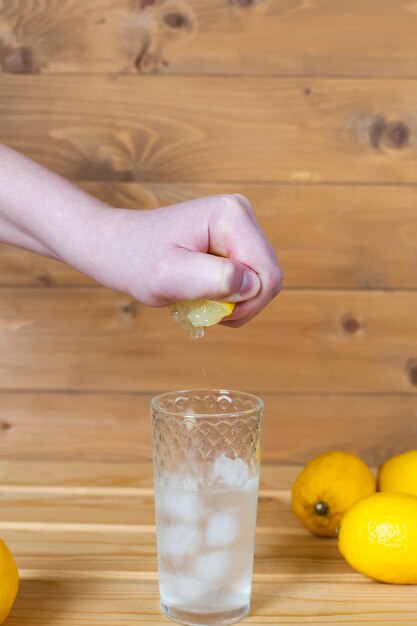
[0, 490, 293, 529]
[7, 578, 417, 625]
[1, 288, 417, 393]
[0, 392, 415, 465]
[1, 183, 417, 289]
[0, 528, 357, 581]
[0, 461, 156, 489]
[0, 490, 156, 526]
[0, 462, 377, 585]
[1, 75, 417, 183]
[2, 1, 417, 78]
[0, 461, 299, 491]
[1, 528, 159, 575]
[1, 459, 415, 622]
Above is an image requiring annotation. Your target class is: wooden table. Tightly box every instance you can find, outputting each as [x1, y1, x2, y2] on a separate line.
[1, 460, 416, 625]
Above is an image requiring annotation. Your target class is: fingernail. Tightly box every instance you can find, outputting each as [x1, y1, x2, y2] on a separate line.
[228, 270, 261, 302]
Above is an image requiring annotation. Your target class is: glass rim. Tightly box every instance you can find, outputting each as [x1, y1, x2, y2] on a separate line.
[151, 388, 263, 419]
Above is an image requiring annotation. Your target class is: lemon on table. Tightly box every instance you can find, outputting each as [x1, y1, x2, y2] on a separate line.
[0, 538, 19, 623]
[292, 451, 376, 537]
[169, 300, 235, 336]
[338, 492, 417, 584]
[378, 450, 417, 497]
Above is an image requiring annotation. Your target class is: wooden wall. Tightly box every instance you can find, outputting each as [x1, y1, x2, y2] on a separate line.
[1, 0, 417, 466]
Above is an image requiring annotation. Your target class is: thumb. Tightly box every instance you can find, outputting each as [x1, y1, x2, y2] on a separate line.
[160, 250, 261, 303]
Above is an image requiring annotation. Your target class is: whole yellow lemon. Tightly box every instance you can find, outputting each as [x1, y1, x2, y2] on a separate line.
[378, 450, 417, 496]
[338, 492, 417, 584]
[0, 538, 19, 623]
[292, 451, 376, 537]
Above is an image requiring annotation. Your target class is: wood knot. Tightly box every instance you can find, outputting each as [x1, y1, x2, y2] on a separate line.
[406, 358, 417, 386]
[113, 169, 135, 181]
[119, 301, 137, 316]
[303, 86, 312, 96]
[383, 121, 409, 149]
[370, 116, 410, 151]
[230, 0, 255, 6]
[340, 313, 362, 334]
[0, 420, 11, 431]
[163, 12, 190, 28]
[37, 273, 51, 286]
[134, 44, 157, 73]
[138, 0, 157, 8]
[3, 46, 36, 73]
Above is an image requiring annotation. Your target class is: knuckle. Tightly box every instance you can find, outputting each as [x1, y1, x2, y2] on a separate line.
[233, 193, 253, 212]
[218, 259, 238, 296]
[219, 194, 248, 216]
[147, 257, 172, 303]
[269, 265, 283, 296]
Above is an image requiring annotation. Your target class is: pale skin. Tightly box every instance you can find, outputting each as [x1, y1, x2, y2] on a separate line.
[0, 145, 282, 327]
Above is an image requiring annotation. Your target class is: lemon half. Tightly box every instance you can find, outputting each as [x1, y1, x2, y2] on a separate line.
[169, 300, 235, 332]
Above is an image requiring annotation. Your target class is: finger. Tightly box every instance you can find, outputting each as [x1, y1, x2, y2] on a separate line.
[151, 249, 261, 304]
[207, 195, 283, 323]
[221, 264, 283, 326]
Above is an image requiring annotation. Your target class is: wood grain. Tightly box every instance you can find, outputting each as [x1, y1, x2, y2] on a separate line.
[0, 460, 156, 489]
[1, 182, 417, 289]
[1, 288, 417, 394]
[9, 578, 417, 625]
[0, 528, 359, 581]
[0, 392, 415, 465]
[2, 460, 416, 624]
[0, 490, 294, 529]
[0, 460, 299, 490]
[2, 2, 416, 623]
[2, 0, 417, 78]
[1, 75, 417, 183]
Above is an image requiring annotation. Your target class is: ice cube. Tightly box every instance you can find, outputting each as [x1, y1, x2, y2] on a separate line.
[166, 472, 200, 491]
[205, 511, 239, 547]
[194, 550, 232, 582]
[160, 571, 207, 605]
[243, 474, 259, 493]
[210, 453, 250, 488]
[161, 487, 201, 523]
[159, 523, 200, 568]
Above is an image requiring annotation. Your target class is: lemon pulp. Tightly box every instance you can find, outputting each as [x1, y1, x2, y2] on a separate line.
[169, 300, 235, 338]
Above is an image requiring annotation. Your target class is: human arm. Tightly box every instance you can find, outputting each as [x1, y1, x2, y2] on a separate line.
[0, 145, 282, 326]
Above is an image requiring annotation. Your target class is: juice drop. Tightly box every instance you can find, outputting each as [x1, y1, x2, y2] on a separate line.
[191, 327, 205, 340]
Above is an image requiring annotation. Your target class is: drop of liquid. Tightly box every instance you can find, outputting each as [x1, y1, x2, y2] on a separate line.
[190, 327, 205, 340]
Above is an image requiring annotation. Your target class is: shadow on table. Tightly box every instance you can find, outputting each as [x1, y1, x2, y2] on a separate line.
[7, 578, 74, 625]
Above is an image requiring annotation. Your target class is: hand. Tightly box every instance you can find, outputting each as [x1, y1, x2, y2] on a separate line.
[91, 194, 282, 327]
[0, 146, 282, 327]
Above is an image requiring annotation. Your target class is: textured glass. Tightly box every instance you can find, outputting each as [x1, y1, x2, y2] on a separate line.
[151, 389, 263, 626]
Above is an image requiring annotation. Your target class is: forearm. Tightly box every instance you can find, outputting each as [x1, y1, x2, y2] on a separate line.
[0, 146, 281, 322]
[0, 145, 110, 271]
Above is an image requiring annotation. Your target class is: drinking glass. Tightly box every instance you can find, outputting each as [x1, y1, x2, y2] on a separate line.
[151, 389, 263, 626]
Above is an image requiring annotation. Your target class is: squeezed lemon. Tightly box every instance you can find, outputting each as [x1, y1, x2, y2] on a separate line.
[169, 300, 235, 339]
